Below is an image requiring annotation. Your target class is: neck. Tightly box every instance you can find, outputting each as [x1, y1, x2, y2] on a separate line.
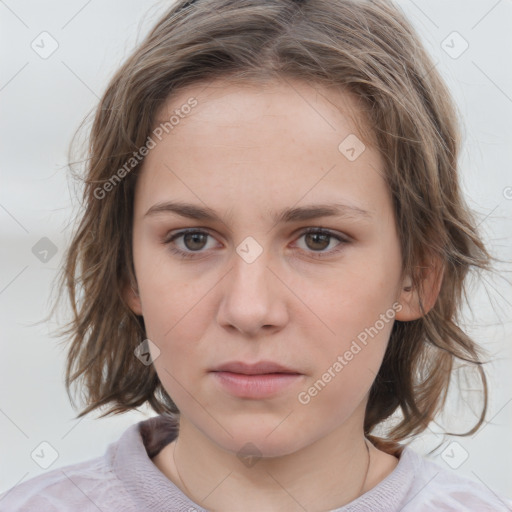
[153, 416, 382, 512]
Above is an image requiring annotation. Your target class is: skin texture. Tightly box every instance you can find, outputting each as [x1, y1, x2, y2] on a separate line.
[124, 78, 442, 511]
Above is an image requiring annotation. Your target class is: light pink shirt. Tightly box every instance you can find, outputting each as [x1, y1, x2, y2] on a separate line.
[1, 415, 511, 511]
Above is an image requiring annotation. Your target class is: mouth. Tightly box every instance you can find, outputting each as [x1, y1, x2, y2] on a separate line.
[210, 361, 303, 399]
[211, 360, 301, 375]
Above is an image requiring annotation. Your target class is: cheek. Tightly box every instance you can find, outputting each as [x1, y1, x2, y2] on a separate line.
[136, 277, 221, 385]
[134, 241, 205, 331]
[296, 297, 395, 426]
[140, 285, 210, 351]
[300, 260, 398, 337]
[294, 253, 399, 385]
[337, 241, 401, 326]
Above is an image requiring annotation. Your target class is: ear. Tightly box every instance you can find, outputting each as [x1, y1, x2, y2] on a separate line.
[122, 278, 143, 316]
[395, 255, 444, 321]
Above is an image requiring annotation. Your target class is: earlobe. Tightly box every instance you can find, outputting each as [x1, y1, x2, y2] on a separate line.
[395, 257, 444, 322]
[394, 280, 420, 322]
[122, 280, 143, 316]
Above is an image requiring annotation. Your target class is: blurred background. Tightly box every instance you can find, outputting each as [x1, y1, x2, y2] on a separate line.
[1, 0, 511, 500]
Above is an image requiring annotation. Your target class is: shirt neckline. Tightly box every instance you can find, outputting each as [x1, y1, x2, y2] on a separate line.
[111, 415, 417, 512]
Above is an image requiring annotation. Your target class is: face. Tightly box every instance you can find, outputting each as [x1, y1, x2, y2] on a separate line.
[126, 78, 408, 457]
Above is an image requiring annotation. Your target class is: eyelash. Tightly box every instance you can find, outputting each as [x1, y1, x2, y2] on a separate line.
[163, 228, 350, 260]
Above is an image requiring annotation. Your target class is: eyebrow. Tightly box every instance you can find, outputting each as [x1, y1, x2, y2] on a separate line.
[144, 201, 372, 224]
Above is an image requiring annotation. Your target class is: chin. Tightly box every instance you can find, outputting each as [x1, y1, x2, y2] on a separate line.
[228, 434, 301, 459]
[201, 414, 307, 459]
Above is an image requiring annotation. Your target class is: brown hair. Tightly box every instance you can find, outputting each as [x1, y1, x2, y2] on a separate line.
[50, 0, 492, 445]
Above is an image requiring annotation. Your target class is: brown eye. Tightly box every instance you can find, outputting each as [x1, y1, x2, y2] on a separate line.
[294, 228, 350, 258]
[304, 232, 331, 251]
[182, 232, 208, 251]
[164, 229, 218, 259]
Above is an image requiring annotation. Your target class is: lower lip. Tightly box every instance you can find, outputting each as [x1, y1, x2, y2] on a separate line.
[211, 371, 303, 399]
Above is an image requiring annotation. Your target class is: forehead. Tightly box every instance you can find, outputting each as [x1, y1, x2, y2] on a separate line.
[154, 77, 375, 148]
[135, 77, 388, 223]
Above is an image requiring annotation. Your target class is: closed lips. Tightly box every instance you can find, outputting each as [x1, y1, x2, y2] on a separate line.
[211, 361, 301, 375]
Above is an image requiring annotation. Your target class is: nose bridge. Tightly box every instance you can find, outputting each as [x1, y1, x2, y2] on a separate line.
[216, 236, 286, 334]
[229, 237, 273, 301]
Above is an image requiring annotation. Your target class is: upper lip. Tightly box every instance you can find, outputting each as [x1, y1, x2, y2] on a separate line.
[211, 361, 301, 375]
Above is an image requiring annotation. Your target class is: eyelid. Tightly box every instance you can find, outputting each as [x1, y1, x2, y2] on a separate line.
[164, 228, 221, 258]
[290, 227, 350, 257]
[163, 227, 351, 259]
[297, 226, 352, 242]
[164, 227, 217, 244]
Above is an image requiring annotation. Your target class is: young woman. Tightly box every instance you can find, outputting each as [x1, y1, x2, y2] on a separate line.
[1, 0, 511, 510]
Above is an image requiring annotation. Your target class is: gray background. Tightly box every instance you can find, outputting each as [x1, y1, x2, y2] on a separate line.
[1, 0, 511, 501]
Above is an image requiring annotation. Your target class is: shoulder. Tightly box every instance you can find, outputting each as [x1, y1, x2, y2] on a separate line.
[0, 433, 133, 512]
[0, 415, 180, 512]
[399, 446, 512, 511]
[0, 456, 119, 511]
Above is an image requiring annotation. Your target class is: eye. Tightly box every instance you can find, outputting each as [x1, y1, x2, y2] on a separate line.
[164, 227, 350, 260]
[293, 228, 349, 257]
[164, 229, 219, 259]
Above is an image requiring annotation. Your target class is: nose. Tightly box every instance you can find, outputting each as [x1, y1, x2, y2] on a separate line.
[216, 245, 289, 337]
